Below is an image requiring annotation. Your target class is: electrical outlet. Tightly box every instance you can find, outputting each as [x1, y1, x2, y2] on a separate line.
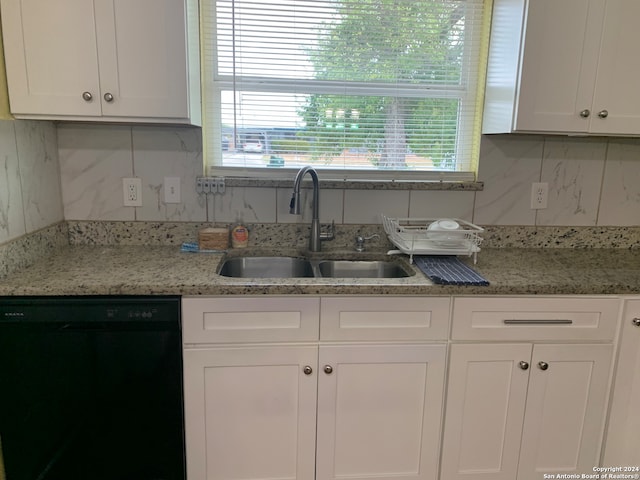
[196, 177, 225, 195]
[164, 177, 181, 204]
[216, 177, 226, 195]
[202, 177, 213, 194]
[531, 182, 548, 209]
[123, 178, 142, 207]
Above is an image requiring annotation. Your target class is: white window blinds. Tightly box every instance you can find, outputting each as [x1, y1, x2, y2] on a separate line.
[201, 0, 489, 179]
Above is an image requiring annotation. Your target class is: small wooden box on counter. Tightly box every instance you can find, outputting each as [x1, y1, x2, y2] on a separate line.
[198, 227, 229, 251]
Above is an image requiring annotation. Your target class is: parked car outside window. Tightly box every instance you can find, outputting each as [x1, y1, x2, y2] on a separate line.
[242, 140, 263, 153]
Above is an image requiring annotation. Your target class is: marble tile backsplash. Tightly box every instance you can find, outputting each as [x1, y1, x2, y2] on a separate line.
[537, 137, 606, 226]
[58, 124, 135, 221]
[55, 124, 640, 229]
[598, 138, 640, 226]
[6, 120, 640, 258]
[0, 121, 25, 242]
[0, 120, 64, 245]
[473, 134, 543, 225]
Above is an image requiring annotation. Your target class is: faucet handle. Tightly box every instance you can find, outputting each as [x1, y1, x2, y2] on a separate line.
[320, 220, 335, 241]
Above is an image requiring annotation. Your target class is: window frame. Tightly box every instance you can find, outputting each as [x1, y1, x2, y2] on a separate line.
[201, 0, 491, 182]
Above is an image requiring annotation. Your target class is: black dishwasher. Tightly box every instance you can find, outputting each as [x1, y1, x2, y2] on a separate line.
[0, 296, 185, 480]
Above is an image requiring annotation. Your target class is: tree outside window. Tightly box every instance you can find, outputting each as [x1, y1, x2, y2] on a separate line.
[203, 0, 486, 177]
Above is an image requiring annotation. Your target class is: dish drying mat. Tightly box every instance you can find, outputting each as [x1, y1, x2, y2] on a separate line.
[414, 256, 489, 286]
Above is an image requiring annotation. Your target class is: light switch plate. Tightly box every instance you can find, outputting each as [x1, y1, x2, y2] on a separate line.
[164, 177, 181, 203]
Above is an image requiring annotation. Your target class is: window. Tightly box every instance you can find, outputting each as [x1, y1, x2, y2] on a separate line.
[201, 0, 490, 180]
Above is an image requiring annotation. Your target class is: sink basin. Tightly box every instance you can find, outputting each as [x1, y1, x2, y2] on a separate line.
[218, 257, 314, 278]
[218, 255, 414, 279]
[317, 260, 411, 278]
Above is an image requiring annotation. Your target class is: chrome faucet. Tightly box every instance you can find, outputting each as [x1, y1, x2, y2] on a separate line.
[289, 166, 335, 252]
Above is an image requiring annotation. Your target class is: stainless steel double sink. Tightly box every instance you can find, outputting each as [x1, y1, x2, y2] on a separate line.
[218, 255, 414, 279]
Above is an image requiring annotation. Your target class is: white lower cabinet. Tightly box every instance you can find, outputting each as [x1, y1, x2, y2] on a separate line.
[440, 343, 613, 480]
[182, 295, 621, 480]
[441, 297, 618, 480]
[182, 296, 448, 480]
[603, 299, 640, 466]
[183, 346, 318, 480]
[316, 344, 446, 480]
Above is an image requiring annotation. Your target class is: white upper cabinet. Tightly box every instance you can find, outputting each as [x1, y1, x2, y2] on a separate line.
[0, 0, 201, 125]
[589, 0, 640, 135]
[482, 0, 640, 136]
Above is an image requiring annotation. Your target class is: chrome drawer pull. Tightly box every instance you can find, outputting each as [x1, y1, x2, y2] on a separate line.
[503, 319, 573, 325]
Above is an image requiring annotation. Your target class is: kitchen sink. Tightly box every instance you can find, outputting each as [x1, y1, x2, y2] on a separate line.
[218, 255, 414, 279]
[218, 256, 315, 278]
[317, 260, 411, 278]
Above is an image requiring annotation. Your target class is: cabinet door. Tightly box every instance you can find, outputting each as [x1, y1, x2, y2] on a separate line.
[316, 344, 446, 480]
[0, 0, 102, 116]
[183, 346, 318, 480]
[604, 300, 640, 466]
[590, 0, 640, 135]
[440, 343, 532, 480]
[514, 0, 604, 133]
[517, 344, 613, 480]
[94, 0, 191, 120]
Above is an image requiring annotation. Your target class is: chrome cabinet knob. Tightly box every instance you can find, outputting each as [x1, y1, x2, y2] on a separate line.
[323, 365, 333, 374]
[598, 109, 609, 119]
[82, 91, 93, 102]
[579, 109, 590, 118]
[519, 361, 530, 370]
[538, 361, 549, 371]
[632, 318, 640, 327]
[103, 92, 114, 103]
[303, 365, 313, 375]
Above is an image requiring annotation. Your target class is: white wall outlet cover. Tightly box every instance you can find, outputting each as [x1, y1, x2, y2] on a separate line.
[123, 177, 142, 207]
[164, 177, 181, 204]
[530, 182, 549, 210]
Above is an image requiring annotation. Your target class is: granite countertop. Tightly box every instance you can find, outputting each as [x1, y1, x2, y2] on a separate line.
[2, 244, 640, 296]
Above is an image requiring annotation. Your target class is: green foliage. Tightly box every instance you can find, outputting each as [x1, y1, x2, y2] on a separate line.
[299, 0, 466, 168]
[270, 139, 312, 154]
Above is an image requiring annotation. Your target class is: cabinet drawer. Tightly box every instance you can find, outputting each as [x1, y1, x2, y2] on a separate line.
[182, 296, 320, 344]
[452, 297, 620, 341]
[321, 296, 450, 341]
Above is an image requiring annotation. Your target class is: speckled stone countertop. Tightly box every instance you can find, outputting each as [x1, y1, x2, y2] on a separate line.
[2, 244, 640, 296]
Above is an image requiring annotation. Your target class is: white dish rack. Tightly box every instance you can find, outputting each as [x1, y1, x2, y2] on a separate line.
[382, 214, 484, 264]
